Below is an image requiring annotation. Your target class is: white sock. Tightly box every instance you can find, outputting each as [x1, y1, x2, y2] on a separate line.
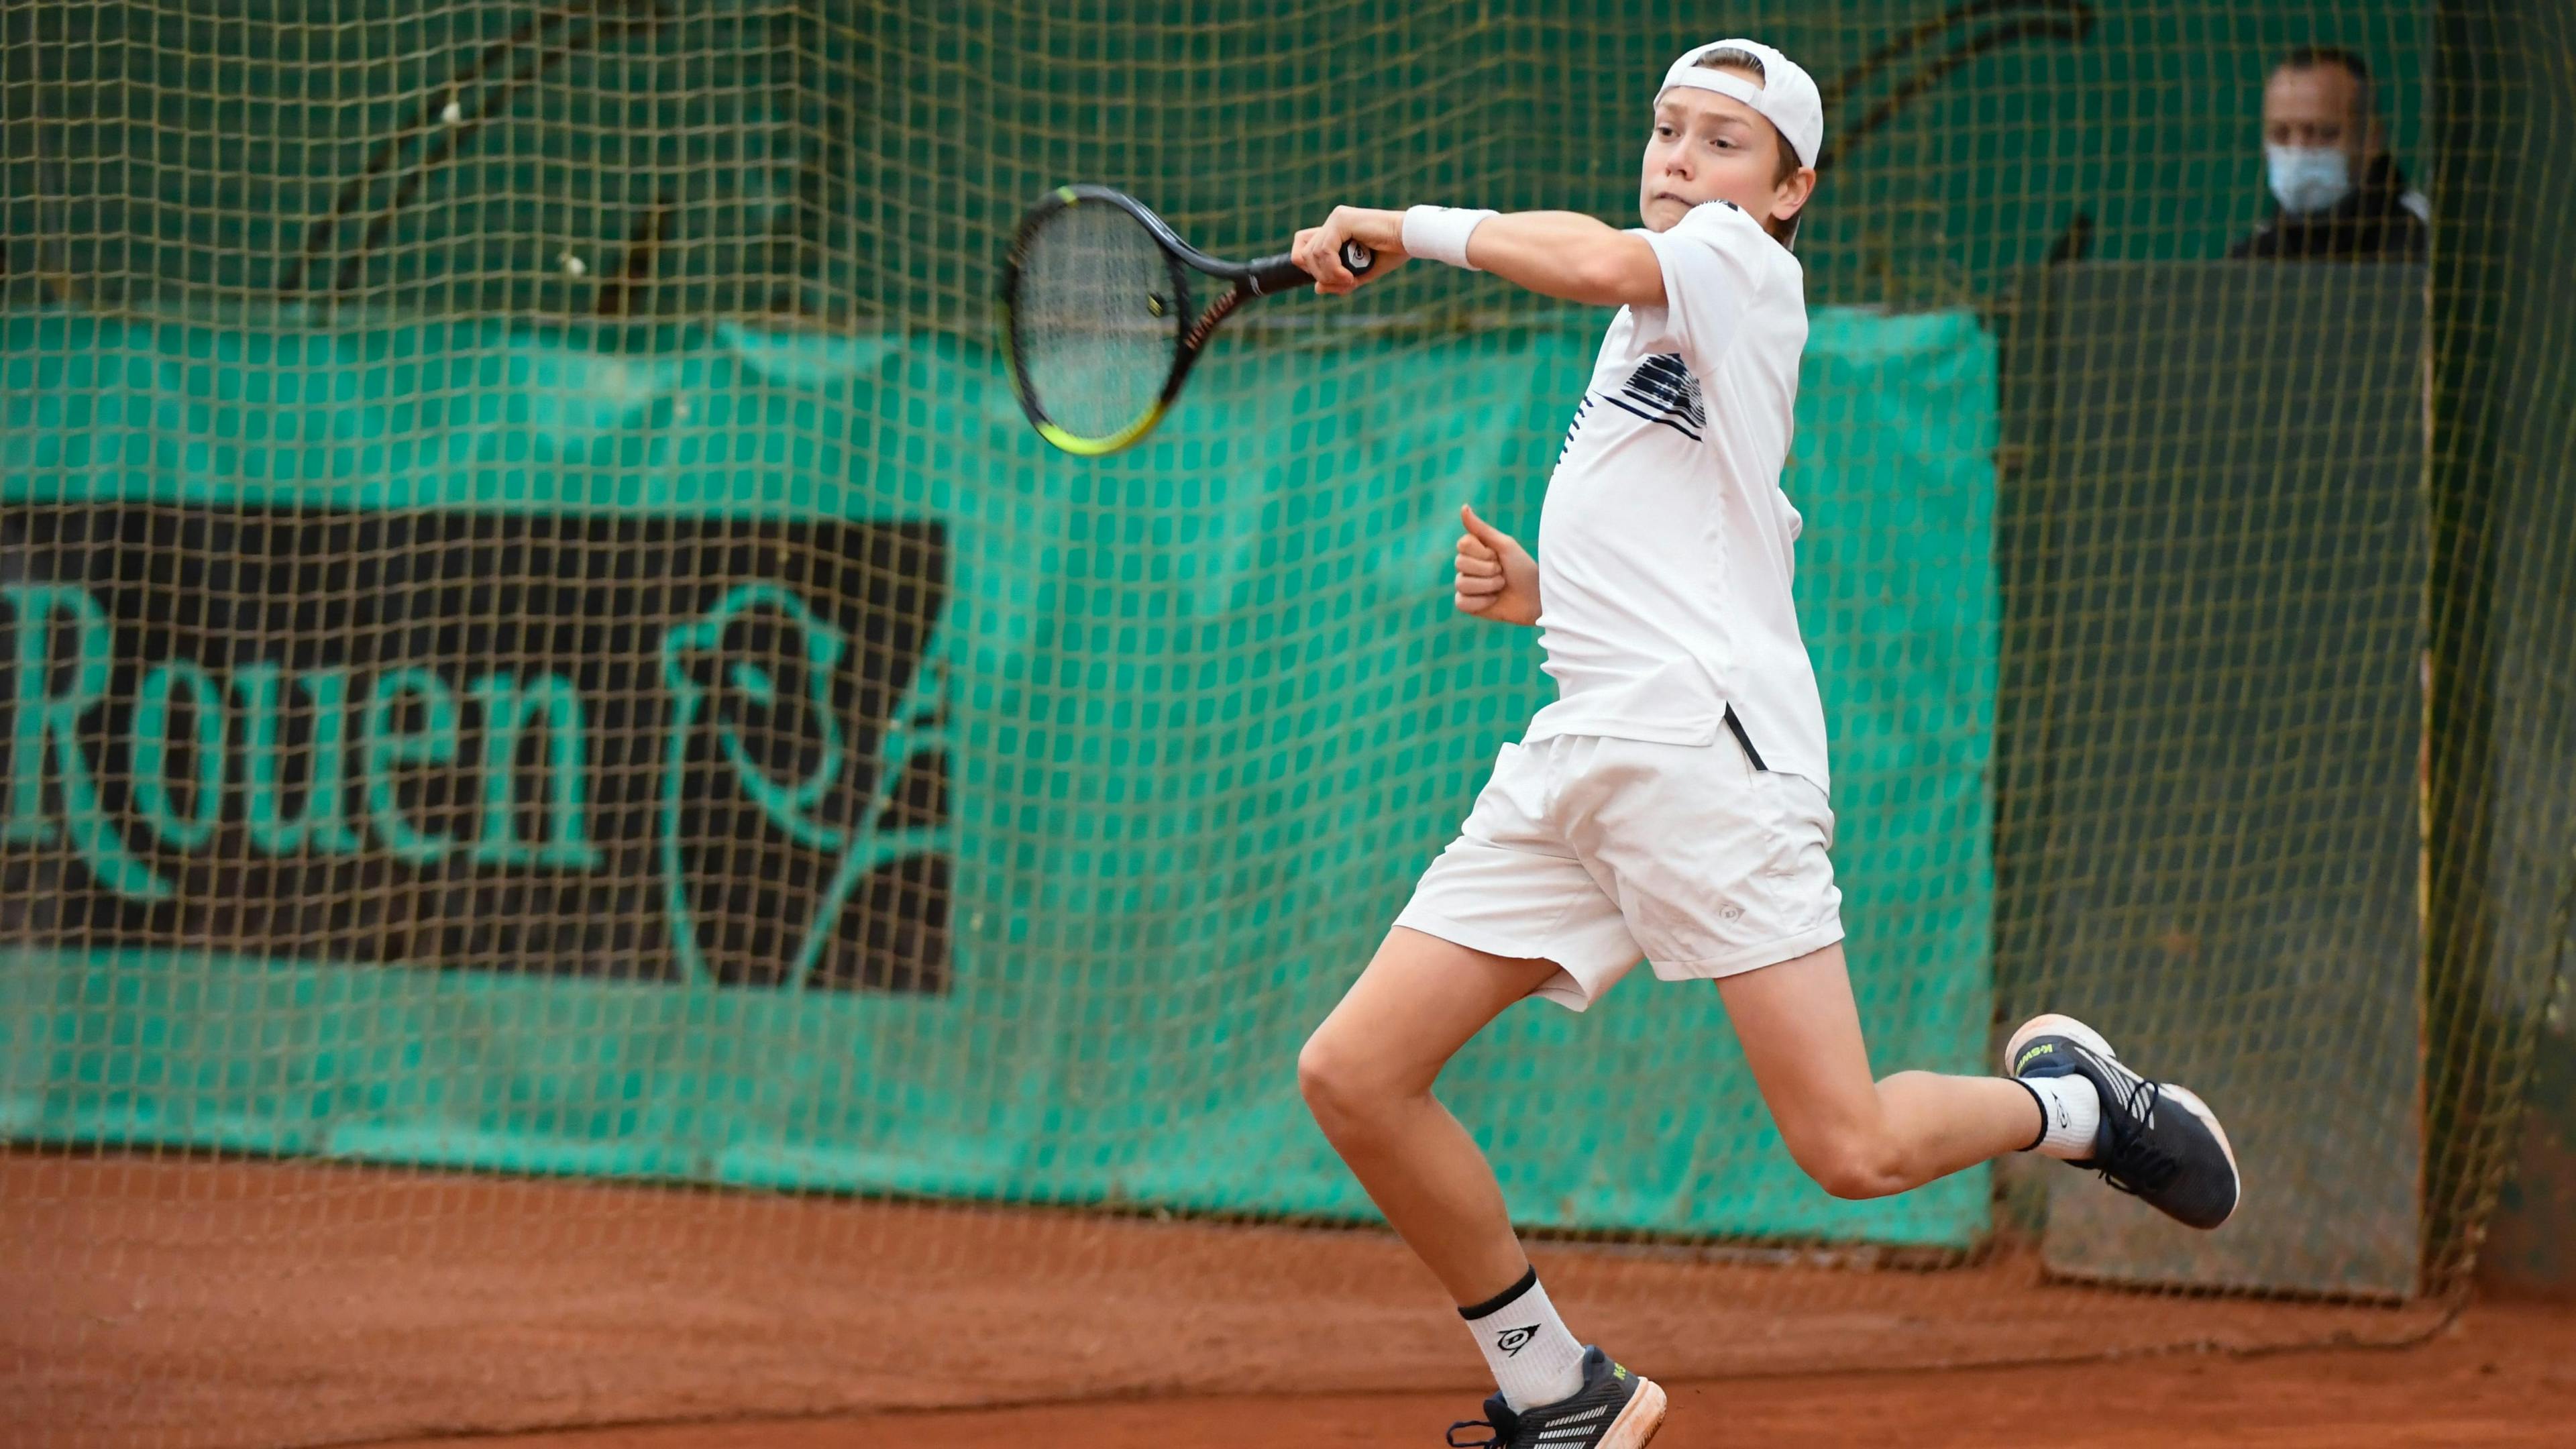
[1459, 1266, 1587, 1411]
[2019, 1073, 2102, 1160]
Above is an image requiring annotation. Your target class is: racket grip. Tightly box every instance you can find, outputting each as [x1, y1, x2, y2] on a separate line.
[1246, 240, 1377, 295]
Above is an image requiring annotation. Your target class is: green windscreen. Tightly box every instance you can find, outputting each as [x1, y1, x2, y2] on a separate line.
[4, 5, 2573, 1448]
[1, 307, 1998, 1245]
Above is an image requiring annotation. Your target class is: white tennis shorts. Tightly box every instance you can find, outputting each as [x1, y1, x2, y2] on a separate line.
[1395, 731, 1843, 1011]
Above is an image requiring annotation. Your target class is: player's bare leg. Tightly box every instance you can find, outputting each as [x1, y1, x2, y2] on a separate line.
[1715, 943, 2042, 1197]
[1301, 930, 1667, 1446]
[1297, 926, 1554, 1302]
[1719, 942, 2241, 1226]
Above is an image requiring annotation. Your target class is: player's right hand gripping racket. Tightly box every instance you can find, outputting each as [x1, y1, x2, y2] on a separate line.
[1001, 184, 1375, 456]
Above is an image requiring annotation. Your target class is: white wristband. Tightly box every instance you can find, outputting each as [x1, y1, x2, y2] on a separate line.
[1401, 206, 1497, 270]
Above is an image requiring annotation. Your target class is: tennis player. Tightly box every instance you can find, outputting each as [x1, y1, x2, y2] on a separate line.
[1286, 39, 2241, 1449]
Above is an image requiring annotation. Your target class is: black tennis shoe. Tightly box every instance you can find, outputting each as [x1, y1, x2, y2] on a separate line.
[1446, 1346, 1665, 1448]
[2008, 1013, 2241, 1230]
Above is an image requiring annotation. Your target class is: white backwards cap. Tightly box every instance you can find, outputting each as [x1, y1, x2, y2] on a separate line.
[1656, 38, 1825, 169]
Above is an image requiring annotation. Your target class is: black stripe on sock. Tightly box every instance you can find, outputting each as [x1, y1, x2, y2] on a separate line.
[2015, 1077, 2049, 1152]
[1458, 1264, 1540, 1322]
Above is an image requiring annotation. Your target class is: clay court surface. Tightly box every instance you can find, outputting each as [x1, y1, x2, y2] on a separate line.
[9, 1152, 2570, 1448]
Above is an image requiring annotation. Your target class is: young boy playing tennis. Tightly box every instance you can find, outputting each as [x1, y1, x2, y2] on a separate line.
[1285, 39, 2241, 1449]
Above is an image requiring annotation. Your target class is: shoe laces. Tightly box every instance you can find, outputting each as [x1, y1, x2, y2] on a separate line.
[2096, 1072, 2182, 1196]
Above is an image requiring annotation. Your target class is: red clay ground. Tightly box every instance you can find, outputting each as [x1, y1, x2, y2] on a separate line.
[9, 1153, 2561, 1449]
[380, 1301, 2576, 1448]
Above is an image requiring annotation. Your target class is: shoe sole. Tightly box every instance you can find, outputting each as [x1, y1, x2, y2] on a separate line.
[1603, 1376, 1668, 1448]
[2006, 1013, 2243, 1228]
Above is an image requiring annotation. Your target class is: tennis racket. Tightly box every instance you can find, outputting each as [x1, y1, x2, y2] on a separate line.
[1001, 184, 1375, 456]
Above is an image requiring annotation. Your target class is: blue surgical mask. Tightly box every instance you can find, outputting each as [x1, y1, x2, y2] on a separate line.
[2266, 144, 2353, 216]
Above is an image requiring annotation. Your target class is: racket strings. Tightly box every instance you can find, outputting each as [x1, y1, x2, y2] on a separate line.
[1012, 205, 1183, 442]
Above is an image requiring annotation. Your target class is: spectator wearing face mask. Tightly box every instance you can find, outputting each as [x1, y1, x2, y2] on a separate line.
[2230, 46, 2429, 262]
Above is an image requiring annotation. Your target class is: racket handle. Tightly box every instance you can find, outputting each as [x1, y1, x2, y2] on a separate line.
[1246, 240, 1377, 295]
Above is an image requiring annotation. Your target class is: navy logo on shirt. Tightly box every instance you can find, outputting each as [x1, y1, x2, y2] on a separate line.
[1555, 394, 1597, 463]
[1603, 353, 1706, 441]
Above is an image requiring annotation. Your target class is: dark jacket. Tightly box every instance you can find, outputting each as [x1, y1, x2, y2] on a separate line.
[2229, 154, 2429, 262]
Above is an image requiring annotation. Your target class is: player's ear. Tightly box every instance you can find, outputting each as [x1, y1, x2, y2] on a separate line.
[1772, 168, 1817, 228]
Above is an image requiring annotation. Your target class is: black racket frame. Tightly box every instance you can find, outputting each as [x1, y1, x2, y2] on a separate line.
[1000, 184, 1374, 454]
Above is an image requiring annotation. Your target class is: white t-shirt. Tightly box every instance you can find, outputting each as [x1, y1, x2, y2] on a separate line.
[1521, 198, 1829, 790]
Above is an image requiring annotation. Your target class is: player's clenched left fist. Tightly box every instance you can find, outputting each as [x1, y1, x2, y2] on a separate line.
[1453, 503, 1540, 627]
